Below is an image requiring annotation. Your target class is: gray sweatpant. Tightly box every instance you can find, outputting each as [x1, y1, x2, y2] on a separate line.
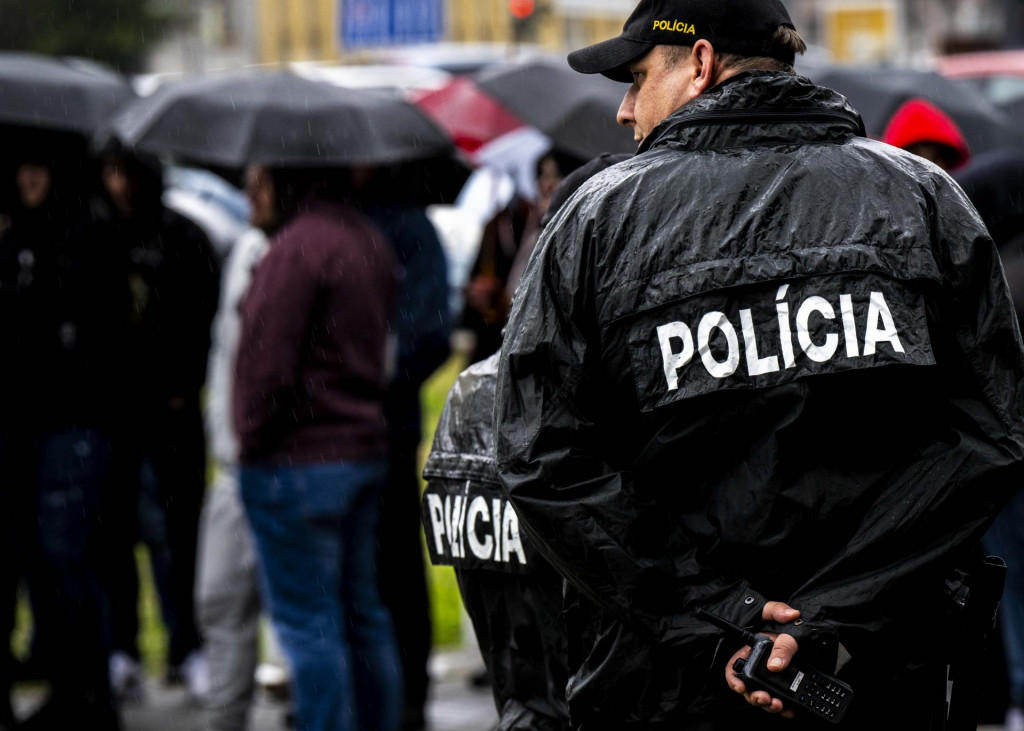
[195, 468, 263, 730]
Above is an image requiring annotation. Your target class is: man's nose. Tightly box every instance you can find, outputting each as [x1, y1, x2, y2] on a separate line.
[617, 87, 637, 128]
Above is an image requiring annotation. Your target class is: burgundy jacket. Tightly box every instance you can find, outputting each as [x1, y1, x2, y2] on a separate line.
[233, 199, 398, 465]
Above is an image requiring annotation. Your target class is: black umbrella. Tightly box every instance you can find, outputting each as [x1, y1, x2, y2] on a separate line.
[999, 97, 1024, 127]
[954, 150, 1024, 248]
[803, 64, 1024, 155]
[0, 52, 135, 136]
[104, 70, 462, 169]
[954, 150, 1024, 323]
[473, 56, 637, 161]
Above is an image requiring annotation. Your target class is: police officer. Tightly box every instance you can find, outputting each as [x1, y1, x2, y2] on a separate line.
[493, 1, 1024, 729]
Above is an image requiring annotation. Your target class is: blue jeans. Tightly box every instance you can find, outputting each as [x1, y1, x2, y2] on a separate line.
[984, 487, 1024, 708]
[35, 428, 113, 704]
[240, 460, 402, 731]
[135, 456, 181, 660]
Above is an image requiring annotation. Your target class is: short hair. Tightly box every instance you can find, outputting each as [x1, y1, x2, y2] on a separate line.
[661, 26, 807, 75]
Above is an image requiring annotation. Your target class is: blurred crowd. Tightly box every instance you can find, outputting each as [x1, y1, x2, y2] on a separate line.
[0, 125, 221, 731]
[0, 55, 591, 730]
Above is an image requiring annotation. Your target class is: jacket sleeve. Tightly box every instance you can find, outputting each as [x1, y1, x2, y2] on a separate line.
[494, 214, 768, 649]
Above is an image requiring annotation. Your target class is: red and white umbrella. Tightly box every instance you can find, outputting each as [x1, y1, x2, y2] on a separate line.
[413, 75, 527, 159]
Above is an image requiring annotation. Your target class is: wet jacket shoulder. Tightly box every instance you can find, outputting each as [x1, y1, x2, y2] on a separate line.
[495, 71, 1024, 723]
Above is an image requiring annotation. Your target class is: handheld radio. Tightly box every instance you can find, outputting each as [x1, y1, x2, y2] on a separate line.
[696, 607, 853, 725]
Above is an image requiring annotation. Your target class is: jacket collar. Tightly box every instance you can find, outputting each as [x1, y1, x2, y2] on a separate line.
[638, 71, 866, 154]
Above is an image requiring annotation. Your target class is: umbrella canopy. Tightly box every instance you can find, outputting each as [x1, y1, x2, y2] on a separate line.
[804, 64, 1024, 155]
[473, 56, 637, 161]
[414, 75, 526, 156]
[0, 52, 135, 136]
[954, 150, 1024, 324]
[1000, 97, 1024, 126]
[103, 70, 460, 169]
[954, 150, 1024, 249]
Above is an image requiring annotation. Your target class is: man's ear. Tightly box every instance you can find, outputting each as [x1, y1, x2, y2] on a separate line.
[690, 39, 717, 95]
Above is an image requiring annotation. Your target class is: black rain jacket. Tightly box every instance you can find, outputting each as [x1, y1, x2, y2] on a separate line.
[107, 173, 221, 412]
[422, 354, 571, 731]
[495, 71, 1024, 727]
[0, 199, 129, 432]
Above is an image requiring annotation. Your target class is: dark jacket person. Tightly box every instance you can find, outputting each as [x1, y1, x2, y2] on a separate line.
[494, 1, 1024, 729]
[0, 132, 128, 730]
[99, 149, 220, 692]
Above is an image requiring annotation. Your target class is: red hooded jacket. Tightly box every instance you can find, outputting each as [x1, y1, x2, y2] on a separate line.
[882, 98, 971, 169]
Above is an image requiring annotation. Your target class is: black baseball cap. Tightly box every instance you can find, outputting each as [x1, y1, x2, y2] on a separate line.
[568, 0, 797, 82]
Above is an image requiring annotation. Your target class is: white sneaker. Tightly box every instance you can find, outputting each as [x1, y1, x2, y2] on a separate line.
[1006, 706, 1024, 731]
[181, 649, 210, 702]
[255, 662, 291, 702]
[109, 651, 146, 704]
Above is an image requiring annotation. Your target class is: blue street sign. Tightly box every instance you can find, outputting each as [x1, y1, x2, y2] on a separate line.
[341, 0, 444, 48]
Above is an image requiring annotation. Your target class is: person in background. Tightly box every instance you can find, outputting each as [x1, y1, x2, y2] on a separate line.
[954, 149, 1024, 731]
[502, 149, 586, 303]
[98, 146, 220, 704]
[459, 191, 530, 365]
[352, 165, 453, 731]
[194, 163, 277, 731]
[881, 97, 971, 172]
[495, 0, 1024, 728]
[460, 149, 586, 365]
[540, 153, 633, 231]
[0, 140, 77, 694]
[0, 130, 128, 730]
[233, 167, 402, 731]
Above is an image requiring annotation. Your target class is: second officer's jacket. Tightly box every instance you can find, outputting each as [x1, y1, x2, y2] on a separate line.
[422, 353, 570, 731]
[495, 70, 1024, 725]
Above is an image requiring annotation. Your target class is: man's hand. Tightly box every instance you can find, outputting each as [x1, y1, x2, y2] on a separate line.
[725, 601, 801, 718]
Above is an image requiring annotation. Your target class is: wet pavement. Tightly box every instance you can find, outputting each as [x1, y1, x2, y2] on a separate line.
[14, 648, 498, 731]
[118, 674, 498, 731]
[12, 649, 1013, 731]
